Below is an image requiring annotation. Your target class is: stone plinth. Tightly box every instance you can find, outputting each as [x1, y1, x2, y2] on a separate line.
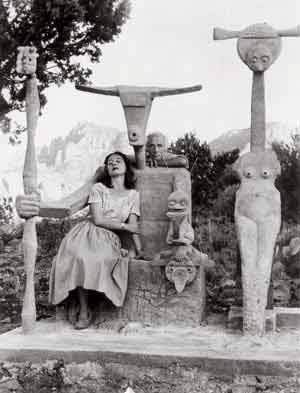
[228, 306, 276, 333]
[97, 259, 206, 327]
[275, 307, 300, 329]
[0, 320, 300, 393]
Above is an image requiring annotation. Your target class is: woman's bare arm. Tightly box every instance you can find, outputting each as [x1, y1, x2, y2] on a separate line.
[90, 203, 140, 233]
[127, 214, 142, 255]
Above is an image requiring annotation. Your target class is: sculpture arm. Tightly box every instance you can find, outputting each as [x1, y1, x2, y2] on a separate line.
[39, 177, 94, 218]
[17, 167, 103, 219]
[156, 154, 188, 168]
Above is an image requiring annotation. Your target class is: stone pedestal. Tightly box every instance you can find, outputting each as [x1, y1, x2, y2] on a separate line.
[98, 259, 206, 327]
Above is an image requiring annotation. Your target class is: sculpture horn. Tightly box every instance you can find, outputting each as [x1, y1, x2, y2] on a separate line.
[75, 84, 119, 96]
[213, 27, 241, 40]
[277, 25, 300, 37]
[151, 84, 202, 97]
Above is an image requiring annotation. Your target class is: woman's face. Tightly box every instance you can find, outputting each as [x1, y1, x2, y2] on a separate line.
[106, 154, 127, 177]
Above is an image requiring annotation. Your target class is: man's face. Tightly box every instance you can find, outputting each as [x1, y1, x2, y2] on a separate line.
[147, 134, 167, 158]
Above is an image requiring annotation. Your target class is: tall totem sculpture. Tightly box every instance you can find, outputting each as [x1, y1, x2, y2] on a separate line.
[214, 23, 300, 336]
[76, 84, 202, 169]
[16, 47, 40, 333]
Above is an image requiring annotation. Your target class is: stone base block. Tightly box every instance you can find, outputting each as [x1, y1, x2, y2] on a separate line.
[228, 306, 276, 333]
[274, 307, 300, 329]
[97, 259, 206, 327]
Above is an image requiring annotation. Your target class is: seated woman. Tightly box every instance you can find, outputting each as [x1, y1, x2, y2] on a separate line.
[18, 151, 141, 329]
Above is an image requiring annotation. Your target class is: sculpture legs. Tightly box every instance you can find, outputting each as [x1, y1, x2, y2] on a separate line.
[236, 215, 280, 336]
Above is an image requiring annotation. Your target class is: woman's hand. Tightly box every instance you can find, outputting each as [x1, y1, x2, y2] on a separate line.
[123, 222, 140, 234]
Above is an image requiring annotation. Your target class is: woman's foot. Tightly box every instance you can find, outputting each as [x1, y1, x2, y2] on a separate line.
[74, 311, 91, 330]
[74, 287, 91, 329]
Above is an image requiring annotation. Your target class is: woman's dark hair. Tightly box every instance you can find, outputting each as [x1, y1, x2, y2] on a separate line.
[97, 151, 136, 189]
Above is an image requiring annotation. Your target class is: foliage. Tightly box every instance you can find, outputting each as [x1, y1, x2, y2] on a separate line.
[37, 217, 73, 258]
[0, 196, 14, 224]
[170, 132, 239, 213]
[273, 134, 300, 223]
[0, 0, 131, 137]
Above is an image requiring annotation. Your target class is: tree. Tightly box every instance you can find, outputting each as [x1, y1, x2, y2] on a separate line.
[0, 0, 131, 139]
[170, 132, 240, 213]
[273, 134, 300, 224]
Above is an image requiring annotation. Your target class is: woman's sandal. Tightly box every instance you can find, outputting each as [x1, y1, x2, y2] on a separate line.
[74, 312, 92, 330]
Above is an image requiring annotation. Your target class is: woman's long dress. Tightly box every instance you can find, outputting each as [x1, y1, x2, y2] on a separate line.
[49, 182, 140, 306]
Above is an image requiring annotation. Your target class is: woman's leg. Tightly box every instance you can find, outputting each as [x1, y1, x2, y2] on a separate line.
[75, 287, 90, 329]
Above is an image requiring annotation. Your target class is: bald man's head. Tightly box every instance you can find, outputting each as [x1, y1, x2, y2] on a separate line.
[147, 132, 168, 158]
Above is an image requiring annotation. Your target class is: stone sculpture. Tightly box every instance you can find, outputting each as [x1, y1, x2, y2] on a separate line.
[16, 46, 40, 333]
[166, 190, 194, 246]
[146, 132, 188, 168]
[234, 150, 281, 335]
[76, 84, 201, 169]
[214, 23, 300, 335]
[154, 245, 209, 293]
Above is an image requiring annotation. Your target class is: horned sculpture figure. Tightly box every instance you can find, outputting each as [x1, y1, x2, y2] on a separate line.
[76, 84, 202, 169]
[16, 46, 40, 333]
[214, 23, 300, 336]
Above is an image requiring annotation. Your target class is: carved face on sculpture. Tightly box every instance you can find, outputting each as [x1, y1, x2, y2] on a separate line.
[146, 132, 168, 158]
[245, 44, 272, 72]
[237, 33, 282, 73]
[16, 47, 38, 75]
[165, 247, 197, 293]
[167, 190, 189, 217]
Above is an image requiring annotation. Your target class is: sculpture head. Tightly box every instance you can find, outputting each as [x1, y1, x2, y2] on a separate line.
[16, 46, 38, 75]
[166, 190, 189, 218]
[237, 23, 282, 72]
[244, 44, 273, 72]
[146, 132, 168, 159]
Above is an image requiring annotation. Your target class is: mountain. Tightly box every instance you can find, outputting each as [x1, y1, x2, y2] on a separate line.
[209, 122, 296, 155]
[0, 121, 131, 202]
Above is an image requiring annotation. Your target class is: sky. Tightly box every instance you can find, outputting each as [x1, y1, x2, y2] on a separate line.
[12, 0, 300, 147]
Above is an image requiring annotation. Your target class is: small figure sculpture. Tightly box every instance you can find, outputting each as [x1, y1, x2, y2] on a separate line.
[146, 132, 188, 168]
[166, 190, 194, 246]
[154, 245, 209, 293]
[234, 150, 281, 335]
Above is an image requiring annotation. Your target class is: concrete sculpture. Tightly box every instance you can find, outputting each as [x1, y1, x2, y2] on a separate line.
[76, 84, 201, 169]
[166, 190, 194, 246]
[214, 23, 300, 335]
[16, 46, 40, 333]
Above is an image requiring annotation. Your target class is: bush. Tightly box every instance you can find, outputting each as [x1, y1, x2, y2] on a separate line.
[0, 196, 13, 224]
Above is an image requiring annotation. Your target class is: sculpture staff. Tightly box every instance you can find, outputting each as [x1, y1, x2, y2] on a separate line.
[16, 46, 40, 333]
[214, 23, 300, 336]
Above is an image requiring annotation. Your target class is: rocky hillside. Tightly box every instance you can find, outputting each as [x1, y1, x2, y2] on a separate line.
[209, 122, 296, 155]
[0, 122, 131, 202]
